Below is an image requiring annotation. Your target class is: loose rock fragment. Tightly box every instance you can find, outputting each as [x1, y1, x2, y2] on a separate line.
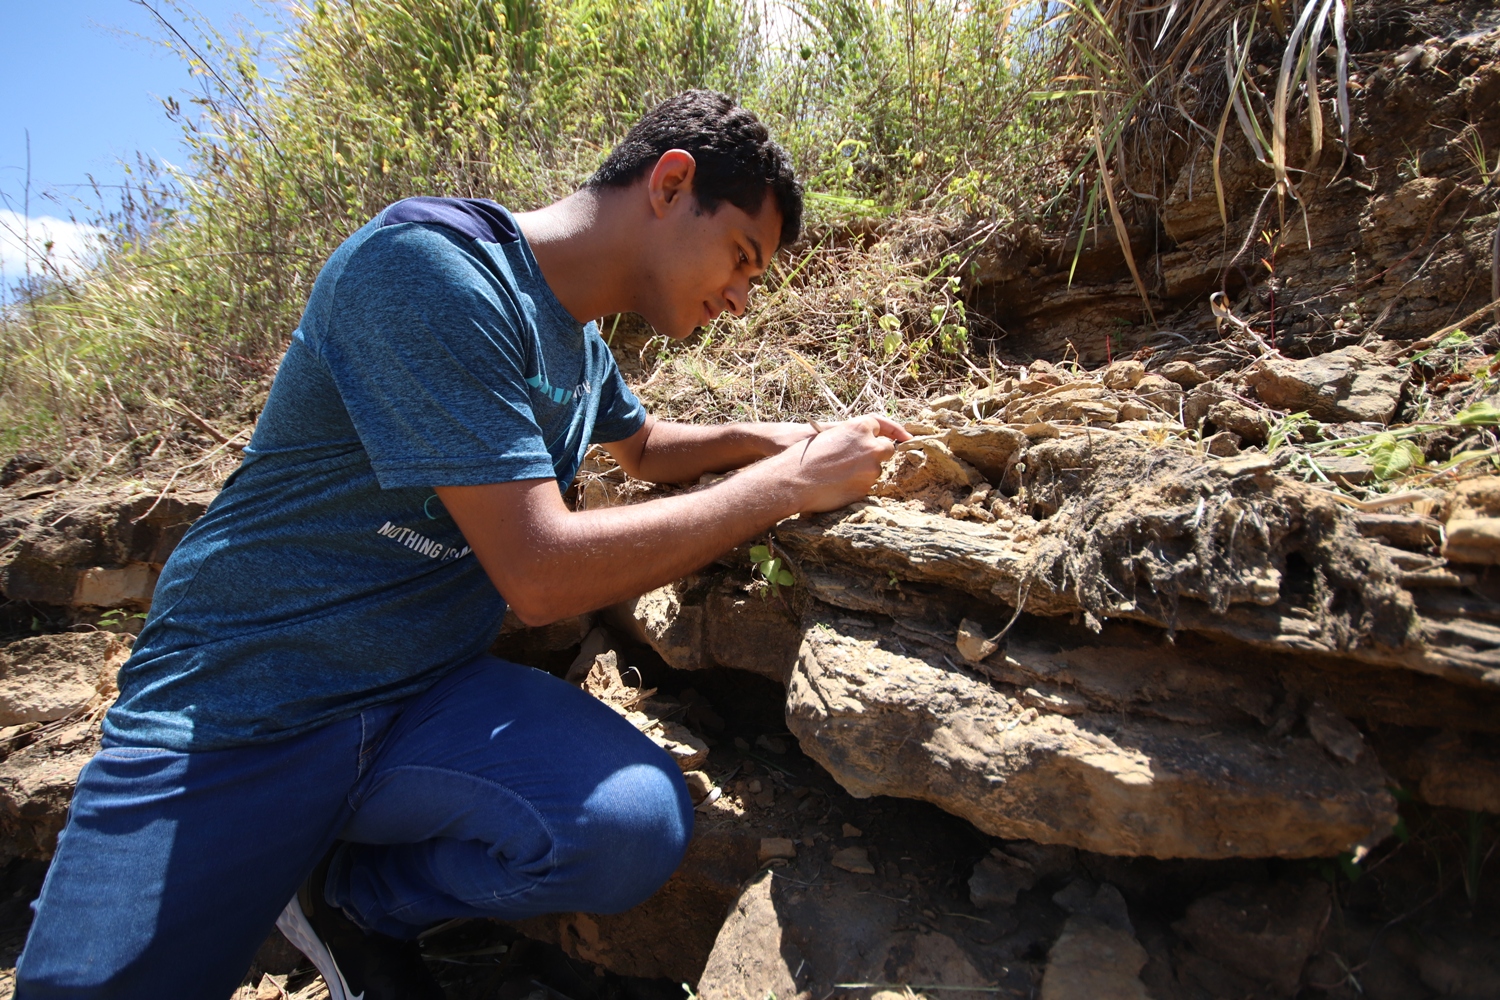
[0, 632, 130, 727]
[1103, 361, 1146, 389]
[684, 770, 714, 804]
[1161, 361, 1208, 387]
[755, 734, 787, 755]
[0, 718, 102, 859]
[583, 651, 709, 771]
[1305, 701, 1366, 763]
[1173, 880, 1331, 996]
[1442, 477, 1500, 564]
[1203, 431, 1241, 457]
[830, 846, 875, 874]
[875, 438, 985, 502]
[968, 848, 1036, 908]
[698, 870, 1001, 1000]
[1206, 399, 1270, 444]
[757, 838, 796, 863]
[1041, 885, 1147, 1000]
[1245, 346, 1405, 423]
[955, 618, 999, 664]
[1040, 917, 1149, 1000]
[1411, 731, 1500, 813]
[1444, 518, 1500, 564]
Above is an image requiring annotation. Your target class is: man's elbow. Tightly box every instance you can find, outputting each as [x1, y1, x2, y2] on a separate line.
[500, 579, 573, 628]
[501, 593, 561, 626]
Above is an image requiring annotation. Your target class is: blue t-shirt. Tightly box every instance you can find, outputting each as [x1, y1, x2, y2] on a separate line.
[105, 198, 646, 751]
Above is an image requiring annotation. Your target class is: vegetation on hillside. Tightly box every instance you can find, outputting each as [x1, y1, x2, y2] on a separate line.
[0, 0, 1364, 466]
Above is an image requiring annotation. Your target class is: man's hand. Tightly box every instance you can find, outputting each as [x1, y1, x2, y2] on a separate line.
[753, 414, 910, 513]
[438, 412, 908, 626]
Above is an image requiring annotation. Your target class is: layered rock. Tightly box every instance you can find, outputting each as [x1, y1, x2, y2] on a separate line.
[788, 607, 1394, 859]
[0, 632, 130, 860]
[0, 487, 212, 611]
[603, 411, 1500, 862]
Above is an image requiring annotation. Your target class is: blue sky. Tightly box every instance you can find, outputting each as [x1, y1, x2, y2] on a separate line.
[1, 1, 278, 285]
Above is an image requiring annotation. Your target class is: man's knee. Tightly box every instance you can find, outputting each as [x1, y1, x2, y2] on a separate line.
[565, 760, 694, 913]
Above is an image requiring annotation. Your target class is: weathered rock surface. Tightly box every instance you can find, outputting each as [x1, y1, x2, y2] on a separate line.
[1442, 476, 1500, 565]
[0, 489, 212, 609]
[0, 632, 128, 726]
[0, 718, 102, 860]
[1244, 347, 1406, 424]
[968, 847, 1037, 908]
[1041, 885, 1149, 1000]
[787, 606, 1395, 859]
[0, 632, 129, 861]
[774, 430, 1500, 690]
[1409, 730, 1500, 814]
[698, 869, 1013, 1000]
[778, 434, 1436, 672]
[612, 572, 803, 683]
[1040, 917, 1149, 1000]
[1172, 880, 1331, 996]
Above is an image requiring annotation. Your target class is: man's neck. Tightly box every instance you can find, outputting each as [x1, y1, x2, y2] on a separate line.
[514, 188, 638, 325]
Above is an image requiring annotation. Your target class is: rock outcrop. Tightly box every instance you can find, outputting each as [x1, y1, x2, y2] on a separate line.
[0, 488, 212, 611]
[788, 607, 1394, 859]
[0, 632, 130, 861]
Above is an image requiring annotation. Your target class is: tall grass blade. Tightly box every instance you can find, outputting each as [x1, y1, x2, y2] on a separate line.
[1094, 125, 1156, 324]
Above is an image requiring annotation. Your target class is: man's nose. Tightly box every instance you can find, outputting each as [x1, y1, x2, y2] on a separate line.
[724, 276, 750, 317]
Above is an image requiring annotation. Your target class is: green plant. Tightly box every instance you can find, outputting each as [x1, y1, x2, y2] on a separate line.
[1265, 411, 1315, 452]
[98, 608, 147, 630]
[1040, 0, 1353, 319]
[749, 543, 795, 599]
[1364, 432, 1426, 481]
[3, 0, 1069, 456]
[1453, 124, 1500, 188]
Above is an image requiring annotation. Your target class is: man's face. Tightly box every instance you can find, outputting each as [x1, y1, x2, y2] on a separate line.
[642, 186, 784, 340]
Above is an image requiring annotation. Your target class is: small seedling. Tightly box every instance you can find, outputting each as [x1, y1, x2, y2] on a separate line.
[1265, 411, 1315, 452]
[98, 608, 147, 629]
[1365, 432, 1426, 481]
[749, 544, 795, 599]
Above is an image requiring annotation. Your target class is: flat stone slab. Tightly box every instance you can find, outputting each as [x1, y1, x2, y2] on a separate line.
[786, 607, 1397, 859]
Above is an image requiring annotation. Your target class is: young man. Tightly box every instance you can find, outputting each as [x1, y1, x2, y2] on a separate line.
[16, 92, 907, 998]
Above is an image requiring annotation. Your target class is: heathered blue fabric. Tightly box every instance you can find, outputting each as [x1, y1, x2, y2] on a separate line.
[104, 199, 646, 751]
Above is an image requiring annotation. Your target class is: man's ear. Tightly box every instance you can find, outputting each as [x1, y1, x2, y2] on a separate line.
[647, 149, 697, 218]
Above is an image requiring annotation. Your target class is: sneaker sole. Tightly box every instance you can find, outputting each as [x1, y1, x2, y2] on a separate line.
[276, 894, 364, 1000]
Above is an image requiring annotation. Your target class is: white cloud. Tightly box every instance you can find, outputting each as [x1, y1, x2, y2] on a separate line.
[0, 210, 108, 288]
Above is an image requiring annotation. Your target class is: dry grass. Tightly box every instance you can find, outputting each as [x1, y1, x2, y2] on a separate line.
[631, 217, 1008, 425]
[1044, 0, 1354, 303]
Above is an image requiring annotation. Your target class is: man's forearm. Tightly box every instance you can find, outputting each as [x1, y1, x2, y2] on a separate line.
[439, 414, 908, 626]
[611, 418, 814, 485]
[452, 459, 800, 624]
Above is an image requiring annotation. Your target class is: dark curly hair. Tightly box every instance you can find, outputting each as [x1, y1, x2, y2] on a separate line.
[587, 91, 803, 251]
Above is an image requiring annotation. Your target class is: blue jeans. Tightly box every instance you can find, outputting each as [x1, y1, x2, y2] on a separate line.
[14, 656, 693, 999]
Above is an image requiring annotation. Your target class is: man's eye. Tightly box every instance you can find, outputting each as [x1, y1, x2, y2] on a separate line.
[738, 250, 748, 266]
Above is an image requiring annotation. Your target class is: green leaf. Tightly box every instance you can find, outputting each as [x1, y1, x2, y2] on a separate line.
[775, 568, 795, 586]
[1367, 432, 1424, 480]
[1454, 400, 1500, 426]
[748, 545, 770, 563]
